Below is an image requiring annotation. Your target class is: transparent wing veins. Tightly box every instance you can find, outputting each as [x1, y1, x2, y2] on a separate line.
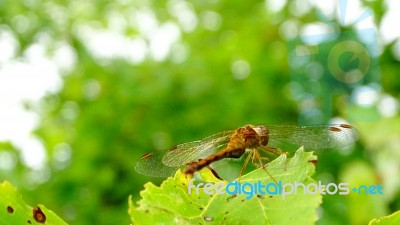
[266, 124, 359, 150]
[162, 130, 234, 166]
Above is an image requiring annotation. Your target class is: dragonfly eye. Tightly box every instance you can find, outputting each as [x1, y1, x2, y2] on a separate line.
[253, 125, 268, 136]
[252, 125, 269, 146]
[261, 136, 269, 146]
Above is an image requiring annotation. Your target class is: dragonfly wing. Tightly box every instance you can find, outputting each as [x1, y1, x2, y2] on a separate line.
[267, 124, 359, 151]
[162, 130, 235, 167]
[135, 151, 178, 177]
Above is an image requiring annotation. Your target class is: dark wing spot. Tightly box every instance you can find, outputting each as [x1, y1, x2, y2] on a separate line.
[27, 220, 32, 224]
[7, 206, 14, 213]
[199, 207, 204, 210]
[33, 207, 46, 223]
[140, 152, 153, 160]
[329, 127, 341, 132]
[204, 216, 213, 222]
[340, 124, 352, 129]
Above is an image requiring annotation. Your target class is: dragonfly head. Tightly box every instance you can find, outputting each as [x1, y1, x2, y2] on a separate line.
[252, 125, 269, 146]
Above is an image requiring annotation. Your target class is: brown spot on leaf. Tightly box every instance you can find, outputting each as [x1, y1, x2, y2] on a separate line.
[7, 206, 14, 213]
[256, 194, 265, 199]
[308, 159, 318, 167]
[33, 207, 46, 223]
[226, 194, 237, 202]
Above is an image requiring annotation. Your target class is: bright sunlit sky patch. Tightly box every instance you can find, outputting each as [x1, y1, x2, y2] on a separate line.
[0, 27, 68, 170]
[0, 0, 399, 173]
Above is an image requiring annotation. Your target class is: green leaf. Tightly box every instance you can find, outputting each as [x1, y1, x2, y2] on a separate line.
[0, 181, 68, 225]
[129, 148, 322, 225]
[369, 210, 400, 225]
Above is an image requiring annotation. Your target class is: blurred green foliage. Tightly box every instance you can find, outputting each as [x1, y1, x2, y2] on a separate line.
[0, 0, 399, 225]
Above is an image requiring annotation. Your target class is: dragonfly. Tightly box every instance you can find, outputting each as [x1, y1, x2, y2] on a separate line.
[135, 124, 359, 178]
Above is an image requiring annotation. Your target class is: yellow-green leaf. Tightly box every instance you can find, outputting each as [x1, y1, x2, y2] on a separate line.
[0, 181, 68, 225]
[130, 148, 322, 225]
[369, 210, 400, 225]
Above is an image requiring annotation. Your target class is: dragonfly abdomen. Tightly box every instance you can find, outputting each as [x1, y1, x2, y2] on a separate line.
[184, 144, 246, 175]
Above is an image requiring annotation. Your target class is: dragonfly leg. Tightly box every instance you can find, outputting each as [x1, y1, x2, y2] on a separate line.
[254, 149, 278, 185]
[238, 150, 253, 181]
[252, 150, 270, 166]
[251, 150, 257, 164]
[251, 150, 259, 165]
[256, 157, 271, 167]
[260, 145, 288, 156]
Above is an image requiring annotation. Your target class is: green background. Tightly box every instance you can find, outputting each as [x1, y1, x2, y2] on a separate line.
[0, 0, 399, 224]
